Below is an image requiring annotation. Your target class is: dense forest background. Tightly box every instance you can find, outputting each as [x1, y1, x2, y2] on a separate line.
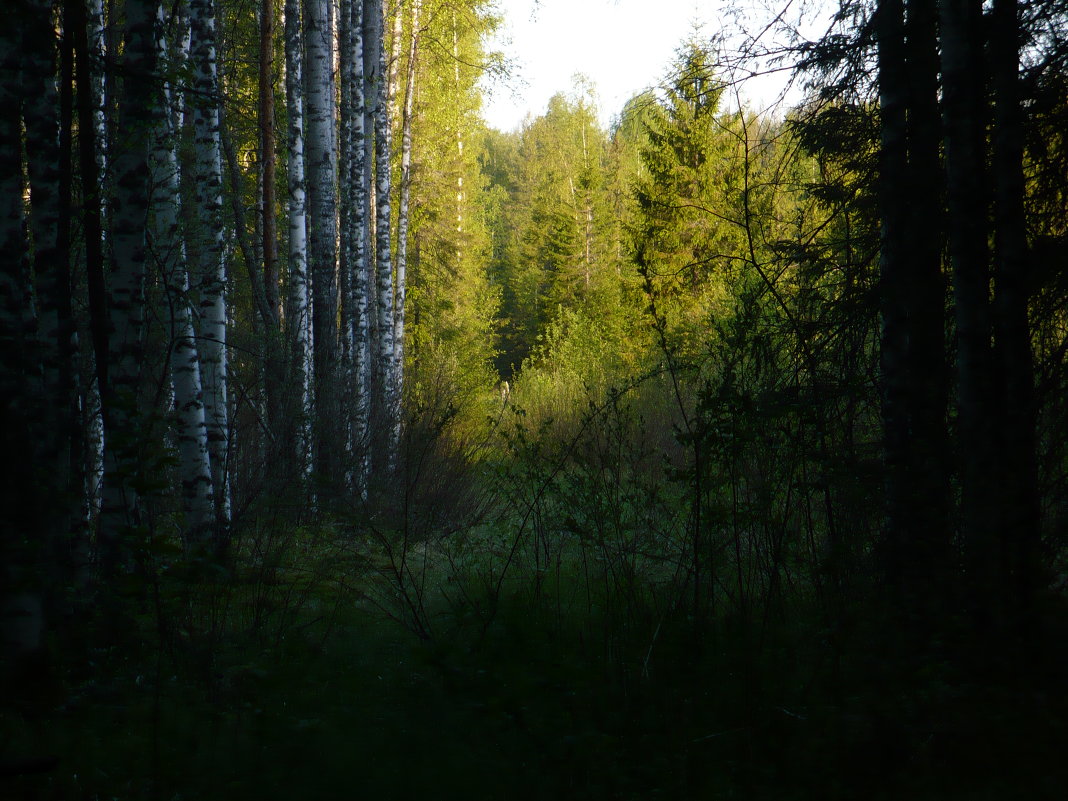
[2, 0, 1068, 797]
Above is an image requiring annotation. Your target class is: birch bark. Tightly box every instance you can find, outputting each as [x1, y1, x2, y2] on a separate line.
[284, 0, 313, 481]
[374, 0, 397, 457]
[340, 0, 371, 491]
[187, 0, 232, 529]
[304, 0, 340, 481]
[362, 0, 396, 468]
[70, 0, 108, 521]
[393, 0, 420, 401]
[152, 6, 215, 545]
[362, 0, 392, 469]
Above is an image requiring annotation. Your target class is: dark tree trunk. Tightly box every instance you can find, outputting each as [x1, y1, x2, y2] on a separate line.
[259, 0, 284, 435]
[939, 0, 999, 624]
[876, 0, 953, 623]
[875, 0, 913, 597]
[69, 0, 110, 401]
[903, 0, 951, 592]
[990, 0, 1042, 618]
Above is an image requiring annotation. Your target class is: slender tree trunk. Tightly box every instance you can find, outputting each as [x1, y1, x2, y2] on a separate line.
[152, 6, 215, 547]
[340, 0, 371, 492]
[876, 0, 954, 625]
[394, 0, 420, 405]
[374, 0, 396, 461]
[990, 0, 1042, 616]
[340, 0, 355, 479]
[875, 0, 912, 598]
[386, 0, 404, 108]
[0, 25, 31, 355]
[304, 0, 340, 485]
[353, 0, 371, 489]
[939, 0, 998, 622]
[63, 0, 105, 598]
[23, 0, 82, 603]
[188, 0, 232, 534]
[284, 0, 313, 483]
[99, 0, 159, 574]
[0, 3, 46, 660]
[260, 0, 279, 322]
[70, 0, 109, 527]
[89, 0, 107, 229]
[452, 11, 464, 256]
[363, 0, 394, 470]
[903, 0, 951, 594]
[259, 0, 284, 437]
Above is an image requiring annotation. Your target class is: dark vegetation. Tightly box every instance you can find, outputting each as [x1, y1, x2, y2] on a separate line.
[4, 0, 1068, 798]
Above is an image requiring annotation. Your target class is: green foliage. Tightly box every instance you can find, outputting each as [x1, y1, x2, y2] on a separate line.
[485, 83, 634, 377]
[404, 0, 502, 419]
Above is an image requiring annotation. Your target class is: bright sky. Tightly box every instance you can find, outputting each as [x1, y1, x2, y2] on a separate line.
[481, 0, 817, 131]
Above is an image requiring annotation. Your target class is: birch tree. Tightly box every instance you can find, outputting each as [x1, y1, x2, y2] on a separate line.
[394, 0, 421, 408]
[151, 5, 215, 545]
[284, 0, 312, 481]
[187, 0, 232, 530]
[69, 0, 108, 521]
[373, 0, 397, 460]
[340, 0, 372, 491]
[361, 0, 395, 470]
[305, 0, 340, 482]
[89, 0, 107, 205]
[401, 0, 499, 409]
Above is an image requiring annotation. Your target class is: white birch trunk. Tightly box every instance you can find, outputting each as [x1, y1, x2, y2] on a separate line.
[284, 0, 313, 481]
[87, 0, 107, 514]
[340, 0, 371, 492]
[386, 0, 404, 112]
[366, 0, 396, 466]
[452, 12, 464, 255]
[152, 7, 215, 545]
[353, 0, 372, 489]
[393, 0, 419, 402]
[89, 0, 107, 217]
[339, 0, 354, 480]
[339, 0, 354, 373]
[304, 0, 339, 480]
[187, 0, 231, 527]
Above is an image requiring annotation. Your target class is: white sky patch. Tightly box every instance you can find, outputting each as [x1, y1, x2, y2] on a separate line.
[480, 0, 832, 131]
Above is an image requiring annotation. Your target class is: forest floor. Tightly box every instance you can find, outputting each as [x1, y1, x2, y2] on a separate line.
[4, 523, 1068, 800]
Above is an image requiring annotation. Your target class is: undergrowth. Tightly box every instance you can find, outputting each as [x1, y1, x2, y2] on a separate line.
[4, 514, 1068, 801]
